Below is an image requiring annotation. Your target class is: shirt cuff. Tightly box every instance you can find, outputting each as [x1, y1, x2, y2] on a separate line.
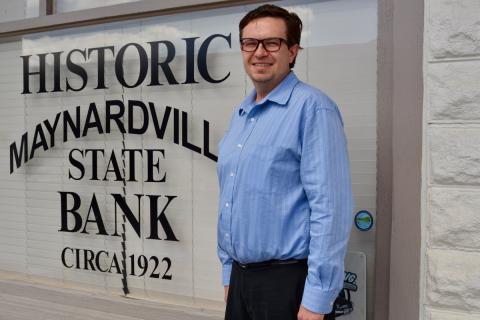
[301, 282, 339, 314]
[222, 263, 232, 286]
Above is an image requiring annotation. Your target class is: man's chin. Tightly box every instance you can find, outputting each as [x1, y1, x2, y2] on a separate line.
[250, 74, 273, 83]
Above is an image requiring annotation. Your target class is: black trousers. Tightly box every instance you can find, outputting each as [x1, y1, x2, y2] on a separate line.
[225, 261, 335, 320]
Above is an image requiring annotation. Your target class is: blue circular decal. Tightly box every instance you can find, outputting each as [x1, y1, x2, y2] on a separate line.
[354, 210, 374, 231]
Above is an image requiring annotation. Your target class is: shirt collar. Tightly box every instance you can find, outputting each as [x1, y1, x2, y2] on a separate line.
[238, 71, 299, 116]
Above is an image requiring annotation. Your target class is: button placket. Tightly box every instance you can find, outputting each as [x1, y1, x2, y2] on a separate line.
[225, 110, 259, 253]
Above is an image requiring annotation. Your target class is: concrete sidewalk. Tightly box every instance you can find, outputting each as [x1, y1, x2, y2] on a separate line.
[0, 278, 224, 320]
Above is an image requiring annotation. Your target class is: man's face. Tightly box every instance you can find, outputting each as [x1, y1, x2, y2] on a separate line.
[241, 17, 299, 90]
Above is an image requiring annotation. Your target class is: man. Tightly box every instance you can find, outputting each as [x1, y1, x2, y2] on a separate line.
[217, 4, 353, 320]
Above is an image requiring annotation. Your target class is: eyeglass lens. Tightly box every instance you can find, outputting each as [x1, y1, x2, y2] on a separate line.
[241, 38, 283, 52]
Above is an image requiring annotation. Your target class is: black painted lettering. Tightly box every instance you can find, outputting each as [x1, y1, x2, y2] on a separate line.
[122, 149, 143, 182]
[85, 149, 105, 181]
[75, 248, 81, 269]
[146, 195, 178, 241]
[82, 102, 104, 137]
[146, 149, 166, 182]
[63, 106, 81, 142]
[66, 49, 88, 92]
[95, 250, 109, 272]
[106, 100, 126, 134]
[148, 103, 171, 140]
[148, 41, 179, 85]
[116, 43, 148, 88]
[128, 100, 148, 134]
[103, 151, 122, 181]
[112, 194, 142, 237]
[182, 37, 199, 84]
[43, 112, 61, 148]
[81, 193, 108, 235]
[108, 253, 122, 274]
[29, 124, 49, 159]
[68, 148, 85, 180]
[198, 34, 231, 83]
[10, 132, 28, 174]
[61, 247, 74, 268]
[21, 54, 47, 94]
[84, 249, 96, 270]
[203, 120, 218, 161]
[52, 51, 64, 92]
[59, 191, 83, 232]
[88, 46, 115, 89]
[173, 108, 179, 145]
[182, 111, 201, 154]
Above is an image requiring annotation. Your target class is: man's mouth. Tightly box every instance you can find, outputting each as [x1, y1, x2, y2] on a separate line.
[252, 63, 273, 67]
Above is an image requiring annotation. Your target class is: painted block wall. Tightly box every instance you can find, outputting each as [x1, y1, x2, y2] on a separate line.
[423, 0, 480, 319]
[0, 0, 38, 23]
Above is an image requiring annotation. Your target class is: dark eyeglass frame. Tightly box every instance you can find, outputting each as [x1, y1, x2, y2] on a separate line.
[240, 37, 289, 52]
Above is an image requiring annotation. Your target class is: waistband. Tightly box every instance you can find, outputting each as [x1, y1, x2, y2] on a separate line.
[234, 259, 307, 270]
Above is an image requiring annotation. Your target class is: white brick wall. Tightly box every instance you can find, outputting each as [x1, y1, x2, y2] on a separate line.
[428, 188, 480, 249]
[424, 0, 480, 318]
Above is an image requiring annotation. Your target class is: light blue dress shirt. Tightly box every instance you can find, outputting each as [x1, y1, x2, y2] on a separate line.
[217, 72, 353, 314]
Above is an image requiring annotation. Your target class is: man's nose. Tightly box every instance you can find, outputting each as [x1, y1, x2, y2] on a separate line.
[254, 42, 269, 56]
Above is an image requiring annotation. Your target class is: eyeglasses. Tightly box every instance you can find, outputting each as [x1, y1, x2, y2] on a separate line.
[240, 38, 288, 52]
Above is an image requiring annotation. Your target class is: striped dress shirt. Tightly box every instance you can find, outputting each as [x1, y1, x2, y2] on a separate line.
[217, 71, 354, 314]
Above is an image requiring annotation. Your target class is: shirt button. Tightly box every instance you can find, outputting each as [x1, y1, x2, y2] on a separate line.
[225, 233, 229, 238]
[230, 172, 235, 177]
[237, 144, 243, 148]
[250, 118, 255, 122]
[225, 202, 229, 207]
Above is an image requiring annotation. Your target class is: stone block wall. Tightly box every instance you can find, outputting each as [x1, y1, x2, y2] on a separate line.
[424, 0, 480, 319]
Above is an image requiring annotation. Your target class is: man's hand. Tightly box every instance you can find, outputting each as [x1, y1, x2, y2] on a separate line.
[224, 285, 229, 303]
[297, 305, 324, 320]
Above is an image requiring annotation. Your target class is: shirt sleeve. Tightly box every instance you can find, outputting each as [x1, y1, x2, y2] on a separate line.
[218, 243, 233, 286]
[299, 105, 354, 314]
[217, 121, 233, 287]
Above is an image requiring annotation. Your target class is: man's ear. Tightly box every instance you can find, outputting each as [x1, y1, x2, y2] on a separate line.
[289, 44, 300, 64]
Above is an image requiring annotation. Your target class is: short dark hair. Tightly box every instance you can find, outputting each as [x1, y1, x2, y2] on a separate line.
[239, 4, 303, 68]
